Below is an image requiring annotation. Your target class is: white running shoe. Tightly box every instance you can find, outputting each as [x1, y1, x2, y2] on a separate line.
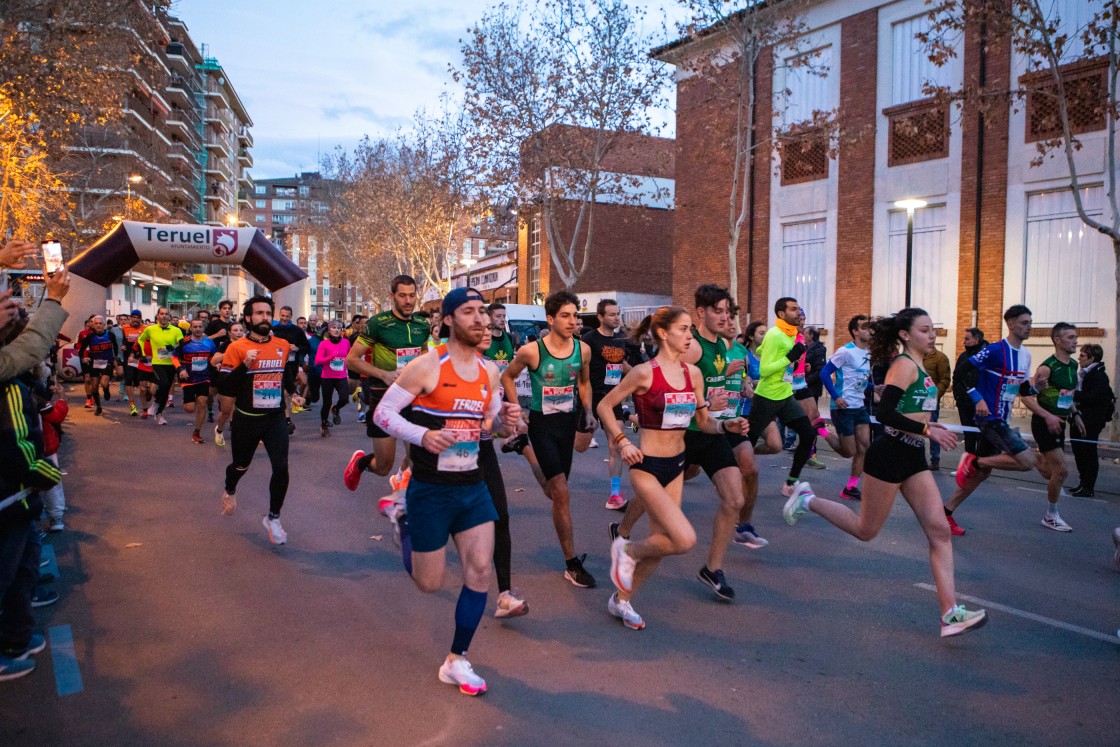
[941, 605, 988, 637]
[733, 524, 769, 549]
[1041, 514, 1072, 532]
[494, 590, 529, 618]
[438, 656, 487, 695]
[588, 437, 599, 449]
[782, 482, 814, 526]
[221, 491, 236, 516]
[214, 426, 225, 447]
[610, 536, 636, 594]
[263, 516, 287, 544]
[157, 414, 167, 426]
[608, 592, 645, 630]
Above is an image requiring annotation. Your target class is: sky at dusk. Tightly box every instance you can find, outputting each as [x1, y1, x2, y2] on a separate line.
[174, 0, 687, 181]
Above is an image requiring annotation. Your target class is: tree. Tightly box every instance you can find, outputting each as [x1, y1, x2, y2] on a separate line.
[454, 0, 667, 291]
[322, 105, 472, 307]
[922, 0, 1120, 422]
[0, 92, 67, 241]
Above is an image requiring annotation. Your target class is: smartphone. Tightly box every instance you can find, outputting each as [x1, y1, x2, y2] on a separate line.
[42, 241, 63, 276]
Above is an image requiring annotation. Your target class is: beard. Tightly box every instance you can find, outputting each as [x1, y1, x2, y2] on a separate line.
[252, 321, 272, 337]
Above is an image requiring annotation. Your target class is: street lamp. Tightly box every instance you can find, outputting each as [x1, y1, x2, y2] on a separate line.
[894, 198, 928, 308]
[462, 257, 477, 288]
[125, 174, 143, 307]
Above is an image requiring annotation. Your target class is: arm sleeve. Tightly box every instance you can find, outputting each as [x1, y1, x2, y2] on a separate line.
[821, 360, 841, 400]
[876, 385, 926, 435]
[0, 300, 67, 381]
[372, 383, 429, 446]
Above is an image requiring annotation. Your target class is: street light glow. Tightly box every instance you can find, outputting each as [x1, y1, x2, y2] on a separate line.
[128, 174, 143, 183]
[894, 198, 928, 213]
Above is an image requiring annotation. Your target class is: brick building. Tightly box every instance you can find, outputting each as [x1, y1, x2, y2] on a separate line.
[516, 125, 676, 325]
[656, 0, 1114, 367]
[448, 204, 519, 303]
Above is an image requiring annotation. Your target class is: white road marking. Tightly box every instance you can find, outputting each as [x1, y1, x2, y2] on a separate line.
[914, 583, 1120, 645]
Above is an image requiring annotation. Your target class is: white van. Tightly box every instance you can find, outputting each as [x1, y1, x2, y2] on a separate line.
[500, 303, 548, 405]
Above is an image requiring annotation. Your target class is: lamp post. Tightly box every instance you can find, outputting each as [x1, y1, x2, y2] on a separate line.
[462, 257, 477, 289]
[894, 199, 927, 308]
[123, 174, 143, 308]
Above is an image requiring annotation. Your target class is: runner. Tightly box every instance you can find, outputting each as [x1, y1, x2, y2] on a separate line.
[134, 335, 157, 420]
[75, 316, 94, 409]
[76, 315, 117, 417]
[217, 297, 305, 544]
[175, 319, 218, 444]
[205, 300, 235, 423]
[476, 308, 528, 618]
[819, 315, 874, 500]
[490, 304, 548, 491]
[272, 305, 312, 433]
[600, 306, 750, 629]
[581, 299, 636, 510]
[136, 307, 184, 426]
[314, 319, 351, 438]
[372, 287, 522, 695]
[729, 320, 784, 547]
[745, 297, 819, 497]
[943, 305, 1037, 535]
[500, 290, 597, 588]
[343, 276, 429, 493]
[1025, 322, 1080, 532]
[782, 308, 988, 638]
[120, 311, 146, 416]
[344, 314, 367, 421]
[210, 321, 246, 446]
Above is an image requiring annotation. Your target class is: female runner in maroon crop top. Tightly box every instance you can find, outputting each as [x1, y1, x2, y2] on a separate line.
[596, 306, 749, 630]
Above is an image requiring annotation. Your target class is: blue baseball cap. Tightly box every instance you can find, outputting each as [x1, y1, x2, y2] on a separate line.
[130, 309, 142, 317]
[441, 287, 485, 318]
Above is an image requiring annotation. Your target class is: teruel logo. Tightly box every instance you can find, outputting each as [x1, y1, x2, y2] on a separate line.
[212, 229, 238, 257]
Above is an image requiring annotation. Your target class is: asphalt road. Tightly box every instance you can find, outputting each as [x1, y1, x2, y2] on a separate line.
[3, 388, 1119, 746]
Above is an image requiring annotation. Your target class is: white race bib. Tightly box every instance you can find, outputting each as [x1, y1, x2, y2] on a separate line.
[287, 350, 296, 362]
[1000, 379, 1023, 403]
[191, 358, 208, 372]
[515, 370, 532, 399]
[604, 363, 623, 387]
[252, 380, 282, 409]
[437, 425, 481, 472]
[396, 347, 422, 370]
[155, 348, 173, 363]
[662, 392, 697, 429]
[92, 359, 109, 370]
[329, 358, 345, 372]
[542, 385, 574, 414]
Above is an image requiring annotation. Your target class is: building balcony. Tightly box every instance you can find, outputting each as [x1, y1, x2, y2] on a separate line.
[237, 148, 252, 167]
[237, 127, 253, 147]
[123, 94, 156, 130]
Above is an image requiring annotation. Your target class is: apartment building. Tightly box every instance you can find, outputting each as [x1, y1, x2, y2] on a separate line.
[448, 205, 519, 303]
[656, 0, 1113, 368]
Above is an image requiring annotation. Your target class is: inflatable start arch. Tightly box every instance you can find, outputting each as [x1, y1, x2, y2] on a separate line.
[61, 221, 309, 341]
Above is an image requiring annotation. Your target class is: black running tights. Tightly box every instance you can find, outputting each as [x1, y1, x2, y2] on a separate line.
[225, 413, 289, 516]
[479, 439, 511, 593]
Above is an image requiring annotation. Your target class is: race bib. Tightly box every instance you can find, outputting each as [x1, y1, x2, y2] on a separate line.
[437, 424, 481, 472]
[542, 385, 575, 414]
[191, 358, 208, 372]
[92, 359, 109, 370]
[1000, 379, 1022, 403]
[1057, 389, 1074, 410]
[396, 347, 422, 370]
[252, 380, 282, 409]
[792, 373, 806, 390]
[127, 359, 139, 369]
[493, 359, 509, 374]
[604, 363, 623, 387]
[662, 392, 697, 428]
[782, 366, 793, 384]
[329, 358, 345, 372]
[922, 396, 937, 411]
[515, 370, 532, 399]
[287, 350, 296, 362]
[155, 348, 173, 363]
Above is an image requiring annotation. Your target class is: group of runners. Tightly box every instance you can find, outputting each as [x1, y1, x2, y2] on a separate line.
[81, 274, 1112, 697]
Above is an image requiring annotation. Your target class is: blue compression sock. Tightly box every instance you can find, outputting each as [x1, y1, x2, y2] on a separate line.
[451, 586, 487, 655]
[610, 476, 621, 495]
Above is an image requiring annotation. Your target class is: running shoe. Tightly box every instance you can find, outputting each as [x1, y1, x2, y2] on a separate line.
[390, 467, 412, 493]
[388, 504, 409, 550]
[607, 592, 645, 630]
[608, 522, 621, 542]
[94, 406, 102, 416]
[588, 437, 599, 449]
[37, 572, 56, 585]
[0, 655, 36, 681]
[291, 403, 304, 414]
[191, 430, 203, 445]
[840, 486, 862, 501]
[1112, 526, 1120, 568]
[494, 590, 529, 618]
[1041, 514, 1072, 532]
[48, 517, 64, 533]
[806, 456, 827, 469]
[500, 433, 528, 454]
[140, 410, 149, 420]
[31, 589, 59, 608]
[263, 516, 288, 545]
[103, 386, 111, 401]
[438, 656, 487, 696]
[129, 404, 138, 417]
[930, 458, 940, 471]
[697, 566, 734, 602]
[344, 450, 366, 491]
[357, 411, 366, 424]
[2, 633, 46, 661]
[147, 404, 157, 418]
[604, 493, 627, 510]
[321, 424, 330, 438]
[945, 513, 965, 536]
[1070, 486, 1095, 497]
[156, 414, 167, 426]
[955, 452, 978, 488]
[610, 537, 636, 594]
[733, 524, 769, 548]
[940, 605, 988, 637]
[782, 482, 814, 526]
[332, 408, 342, 426]
[214, 426, 225, 447]
[564, 554, 596, 588]
[780, 480, 797, 498]
[208, 411, 214, 423]
[286, 420, 296, 436]
[166, 397, 173, 408]
[84, 397, 94, 409]
[221, 491, 236, 516]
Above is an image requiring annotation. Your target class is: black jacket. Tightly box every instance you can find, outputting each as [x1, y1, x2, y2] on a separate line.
[0, 376, 59, 524]
[952, 343, 985, 403]
[1075, 364, 1115, 429]
[805, 341, 826, 399]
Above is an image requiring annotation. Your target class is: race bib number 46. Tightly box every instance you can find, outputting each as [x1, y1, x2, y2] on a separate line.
[438, 424, 481, 472]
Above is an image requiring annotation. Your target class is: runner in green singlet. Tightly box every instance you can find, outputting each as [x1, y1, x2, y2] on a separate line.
[1025, 322, 1080, 532]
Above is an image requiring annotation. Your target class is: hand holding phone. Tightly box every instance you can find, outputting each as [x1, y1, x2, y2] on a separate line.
[41, 241, 63, 276]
